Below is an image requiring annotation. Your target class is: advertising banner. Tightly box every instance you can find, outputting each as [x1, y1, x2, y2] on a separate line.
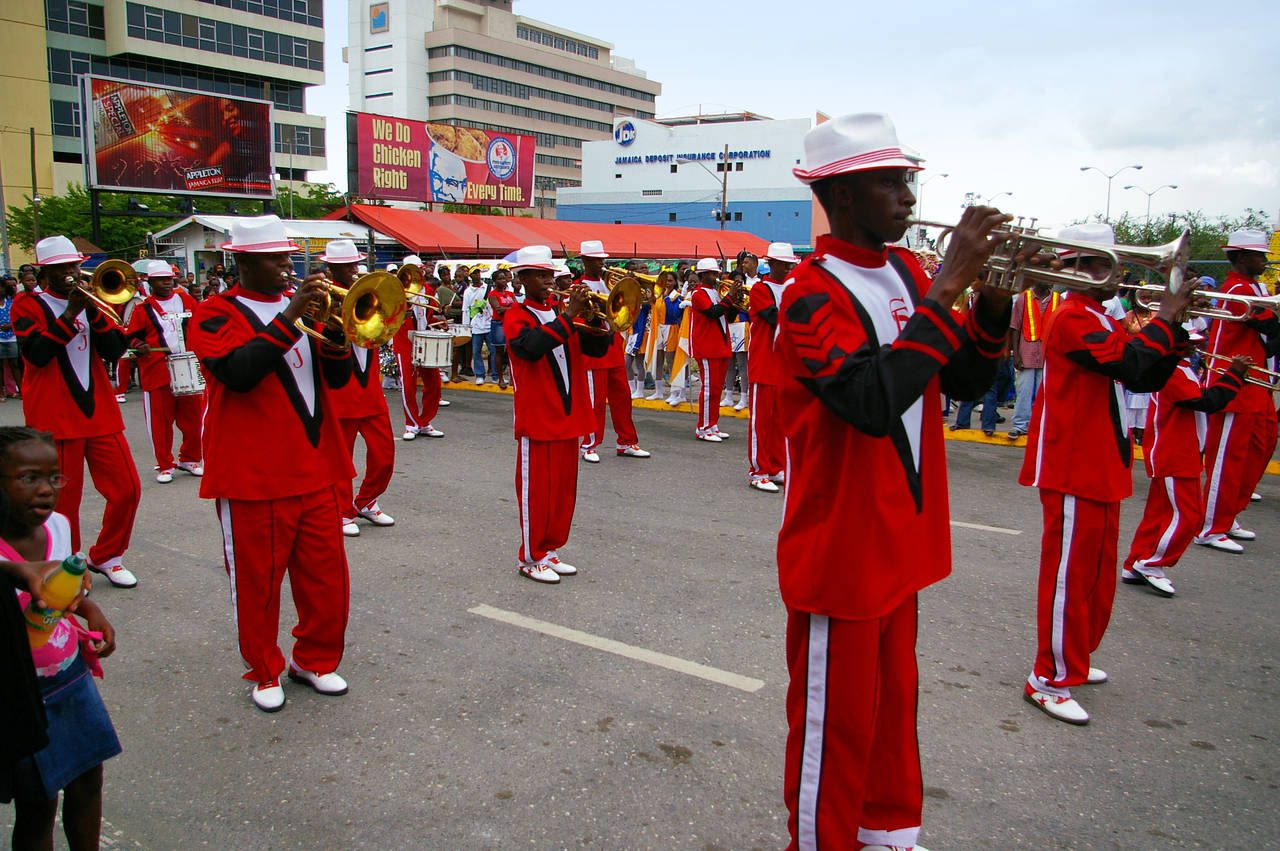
[351, 111, 534, 207]
[84, 76, 274, 199]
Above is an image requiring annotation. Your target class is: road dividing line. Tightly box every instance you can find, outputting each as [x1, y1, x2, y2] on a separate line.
[468, 604, 765, 693]
[950, 520, 1022, 536]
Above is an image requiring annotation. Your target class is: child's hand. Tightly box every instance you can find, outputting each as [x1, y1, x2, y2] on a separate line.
[79, 600, 116, 658]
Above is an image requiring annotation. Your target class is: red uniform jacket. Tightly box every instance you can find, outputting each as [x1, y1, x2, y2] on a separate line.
[504, 297, 609, 441]
[1019, 293, 1186, 502]
[690, 284, 734, 360]
[1205, 271, 1272, 414]
[331, 345, 389, 419]
[392, 285, 440, 357]
[1143, 361, 1241, 478]
[578, 276, 625, 370]
[13, 290, 127, 438]
[775, 235, 1009, 621]
[190, 287, 355, 499]
[125, 291, 199, 391]
[747, 276, 788, 385]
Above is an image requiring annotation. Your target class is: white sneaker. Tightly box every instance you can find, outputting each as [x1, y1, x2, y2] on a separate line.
[1123, 568, 1176, 597]
[720, 393, 733, 407]
[616, 444, 651, 458]
[1227, 521, 1256, 541]
[1194, 533, 1244, 553]
[475, 377, 484, 385]
[155, 469, 174, 484]
[251, 679, 285, 712]
[749, 477, 780, 493]
[358, 502, 395, 526]
[581, 450, 601, 463]
[519, 561, 560, 583]
[89, 562, 138, 588]
[733, 399, 748, 411]
[175, 460, 204, 476]
[438, 399, 451, 407]
[1023, 683, 1089, 725]
[769, 472, 786, 484]
[667, 392, 686, 407]
[402, 429, 417, 441]
[630, 382, 643, 399]
[645, 389, 663, 401]
[342, 520, 360, 537]
[1251, 491, 1261, 502]
[115, 394, 127, 403]
[422, 425, 445, 438]
[287, 661, 349, 695]
[543, 553, 577, 575]
[1086, 667, 1108, 684]
[695, 431, 723, 443]
[712, 428, 731, 439]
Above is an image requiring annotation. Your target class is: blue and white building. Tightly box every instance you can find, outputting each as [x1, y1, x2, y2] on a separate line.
[556, 114, 815, 250]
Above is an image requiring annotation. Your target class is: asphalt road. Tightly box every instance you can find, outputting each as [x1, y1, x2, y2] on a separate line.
[1, 387, 1276, 850]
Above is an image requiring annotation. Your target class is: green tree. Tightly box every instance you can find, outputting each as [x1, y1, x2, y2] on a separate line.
[1080, 209, 1272, 283]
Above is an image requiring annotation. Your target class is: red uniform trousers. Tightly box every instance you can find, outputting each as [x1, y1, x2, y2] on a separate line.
[1032, 490, 1119, 693]
[396, 349, 441, 432]
[784, 599, 923, 851]
[1124, 476, 1202, 574]
[696, 357, 729, 433]
[747, 383, 784, 478]
[215, 487, 350, 683]
[515, 436, 580, 564]
[339, 412, 396, 518]
[582, 365, 637, 450]
[114, 358, 132, 394]
[55, 432, 141, 568]
[1199, 411, 1273, 537]
[141, 388, 204, 471]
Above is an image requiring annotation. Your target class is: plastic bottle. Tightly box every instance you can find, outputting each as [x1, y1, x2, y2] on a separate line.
[23, 552, 88, 648]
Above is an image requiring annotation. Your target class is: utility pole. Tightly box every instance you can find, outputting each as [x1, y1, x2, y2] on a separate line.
[719, 143, 728, 231]
[29, 128, 40, 243]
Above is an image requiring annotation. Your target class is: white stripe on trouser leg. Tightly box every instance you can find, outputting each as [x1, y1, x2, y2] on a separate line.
[141, 391, 156, 465]
[399, 356, 421, 430]
[216, 498, 245, 667]
[1051, 494, 1076, 684]
[699, 359, 711, 431]
[748, 384, 759, 474]
[797, 613, 829, 850]
[519, 437, 531, 564]
[584, 372, 597, 448]
[1135, 477, 1179, 574]
[1200, 413, 1234, 536]
[858, 826, 921, 848]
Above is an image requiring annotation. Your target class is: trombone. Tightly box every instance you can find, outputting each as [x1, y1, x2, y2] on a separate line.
[1132, 284, 1280, 321]
[286, 270, 407, 349]
[910, 218, 1192, 296]
[1203, 352, 1280, 390]
[70, 259, 139, 325]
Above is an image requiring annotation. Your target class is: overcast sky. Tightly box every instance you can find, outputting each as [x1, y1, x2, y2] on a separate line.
[308, 0, 1278, 230]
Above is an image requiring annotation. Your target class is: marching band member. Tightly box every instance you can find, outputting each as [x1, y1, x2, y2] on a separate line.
[393, 254, 445, 441]
[1194, 229, 1277, 553]
[1019, 223, 1192, 726]
[12, 235, 141, 588]
[190, 216, 355, 712]
[323, 240, 397, 536]
[576, 241, 650, 462]
[690, 259, 741, 441]
[1122, 339, 1249, 597]
[745, 242, 799, 492]
[776, 113, 1013, 851]
[724, 251, 756, 410]
[661, 274, 690, 406]
[503, 245, 610, 583]
[125, 259, 204, 484]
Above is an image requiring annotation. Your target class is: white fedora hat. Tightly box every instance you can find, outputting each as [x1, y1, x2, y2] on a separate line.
[356, 264, 368, 275]
[793, 113, 922, 184]
[695, 258, 721, 273]
[764, 242, 800, 263]
[385, 263, 398, 272]
[579, 240, 609, 258]
[320, 239, 365, 263]
[554, 262, 572, 278]
[144, 259, 176, 278]
[401, 253, 424, 267]
[510, 245, 557, 272]
[220, 215, 300, 253]
[34, 235, 88, 266]
[1057, 223, 1115, 259]
[1222, 229, 1269, 252]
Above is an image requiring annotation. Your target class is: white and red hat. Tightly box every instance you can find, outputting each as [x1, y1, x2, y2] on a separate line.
[764, 242, 800, 263]
[554, 262, 572, 278]
[320, 239, 365, 264]
[578, 240, 609, 258]
[695, 258, 721, 274]
[34, 235, 88, 266]
[401, 253, 424, 267]
[1222, 229, 1269, 253]
[793, 113, 923, 184]
[144, 259, 175, 278]
[356, 264, 368, 275]
[220, 215, 300, 253]
[1056, 223, 1115, 260]
[509, 245, 557, 272]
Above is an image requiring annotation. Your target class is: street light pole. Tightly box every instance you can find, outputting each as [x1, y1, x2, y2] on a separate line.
[676, 147, 731, 230]
[1080, 164, 1142, 222]
[985, 191, 1013, 206]
[1123, 183, 1178, 229]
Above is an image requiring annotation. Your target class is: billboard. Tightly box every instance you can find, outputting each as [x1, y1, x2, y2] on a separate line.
[350, 111, 535, 208]
[83, 75, 274, 199]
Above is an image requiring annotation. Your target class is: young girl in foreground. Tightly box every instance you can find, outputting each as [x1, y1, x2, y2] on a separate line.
[0, 426, 120, 851]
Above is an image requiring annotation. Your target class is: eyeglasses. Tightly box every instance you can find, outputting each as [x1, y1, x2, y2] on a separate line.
[1, 473, 69, 488]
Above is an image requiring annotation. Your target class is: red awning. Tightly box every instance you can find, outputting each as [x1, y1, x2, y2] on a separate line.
[325, 205, 771, 259]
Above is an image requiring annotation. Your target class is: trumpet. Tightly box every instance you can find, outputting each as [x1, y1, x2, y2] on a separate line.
[1132, 284, 1280, 321]
[70, 259, 139, 325]
[287, 271, 407, 349]
[718, 277, 750, 312]
[910, 218, 1192, 296]
[553, 278, 643, 335]
[1203, 352, 1280, 390]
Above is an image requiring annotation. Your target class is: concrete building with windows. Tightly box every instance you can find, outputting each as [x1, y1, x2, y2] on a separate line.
[556, 114, 817, 250]
[345, 0, 661, 217]
[39, 0, 329, 194]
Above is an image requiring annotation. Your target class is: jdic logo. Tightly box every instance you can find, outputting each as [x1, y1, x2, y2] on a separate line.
[614, 120, 637, 146]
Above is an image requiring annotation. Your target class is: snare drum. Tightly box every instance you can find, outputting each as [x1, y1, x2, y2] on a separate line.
[166, 352, 205, 396]
[447, 322, 472, 348]
[411, 330, 453, 369]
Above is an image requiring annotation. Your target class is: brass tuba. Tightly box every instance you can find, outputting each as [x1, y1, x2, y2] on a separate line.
[291, 271, 407, 349]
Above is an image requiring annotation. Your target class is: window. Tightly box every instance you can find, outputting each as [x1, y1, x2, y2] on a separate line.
[734, 212, 742, 222]
[427, 70, 615, 114]
[51, 100, 81, 139]
[516, 24, 599, 59]
[426, 45, 655, 104]
[668, 213, 677, 222]
[428, 94, 610, 133]
[641, 189, 661, 196]
[670, 164, 677, 174]
[615, 173, 622, 179]
[192, 0, 322, 27]
[124, 4, 323, 70]
[735, 162, 743, 171]
[47, 0, 106, 39]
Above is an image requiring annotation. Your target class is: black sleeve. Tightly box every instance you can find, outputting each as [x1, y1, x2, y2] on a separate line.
[89, 326, 128, 362]
[701, 300, 737, 320]
[509, 314, 574, 361]
[578, 325, 611, 358]
[938, 296, 1013, 401]
[1063, 319, 1188, 393]
[1173, 372, 1243, 413]
[318, 339, 352, 389]
[757, 304, 779, 326]
[14, 313, 73, 368]
[198, 313, 305, 393]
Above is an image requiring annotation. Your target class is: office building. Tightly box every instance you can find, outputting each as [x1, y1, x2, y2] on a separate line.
[346, 0, 661, 216]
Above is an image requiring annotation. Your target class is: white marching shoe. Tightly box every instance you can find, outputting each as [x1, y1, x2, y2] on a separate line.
[1024, 682, 1089, 725]
[358, 502, 395, 526]
[1194, 533, 1244, 553]
[1227, 520, 1256, 541]
[341, 519, 360, 537]
[287, 660, 349, 695]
